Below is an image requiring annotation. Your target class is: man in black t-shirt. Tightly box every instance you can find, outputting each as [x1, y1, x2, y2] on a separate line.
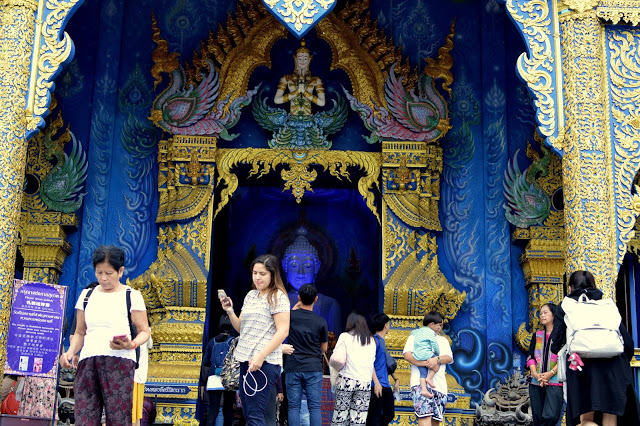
[282, 284, 328, 426]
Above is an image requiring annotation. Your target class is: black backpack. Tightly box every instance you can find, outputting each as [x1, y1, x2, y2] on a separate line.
[83, 282, 140, 368]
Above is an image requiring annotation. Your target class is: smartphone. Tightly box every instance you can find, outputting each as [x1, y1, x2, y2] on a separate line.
[113, 334, 127, 341]
[217, 289, 227, 299]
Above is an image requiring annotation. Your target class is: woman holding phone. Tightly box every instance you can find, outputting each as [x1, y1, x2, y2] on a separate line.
[60, 245, 150, 425]
[219, 254, 290, 426]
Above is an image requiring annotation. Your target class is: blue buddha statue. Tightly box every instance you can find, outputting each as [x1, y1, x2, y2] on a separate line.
[282, 228, 342, 333]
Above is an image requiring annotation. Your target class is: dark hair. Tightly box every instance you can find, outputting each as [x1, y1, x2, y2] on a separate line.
[218, 314, 234, 335]
[568, 270, 596, 291]
[298, 284, 317, 305]
[423, 311, 444, 327]
[92, 245, 125, 270]
[541, 302, 557, 318]
[345, 311, 372, 346]
[369, 313, 390, 333]
[251, 254, 286, 308]
[215, 314, 235, 341]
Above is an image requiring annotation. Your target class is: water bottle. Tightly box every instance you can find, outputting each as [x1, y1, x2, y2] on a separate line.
[394, 389, 401, 401]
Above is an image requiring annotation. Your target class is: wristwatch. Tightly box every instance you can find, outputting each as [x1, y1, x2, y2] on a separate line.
[437, 356, 441, 364]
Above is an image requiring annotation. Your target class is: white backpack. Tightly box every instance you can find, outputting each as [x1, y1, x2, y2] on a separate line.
[561, 293, 624, 358]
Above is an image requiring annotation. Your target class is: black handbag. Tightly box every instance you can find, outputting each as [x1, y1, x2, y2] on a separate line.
[375, 334, 397, 374]
[386, 351, 397, 374]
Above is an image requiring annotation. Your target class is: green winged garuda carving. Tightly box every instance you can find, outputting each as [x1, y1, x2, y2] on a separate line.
[503, 148, 551, 228]
[252, 90, 347, 149]
[40, 131, 88, 213]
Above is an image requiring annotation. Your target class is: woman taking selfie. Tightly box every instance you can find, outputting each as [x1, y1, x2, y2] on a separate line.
[219, 254, 290, 426]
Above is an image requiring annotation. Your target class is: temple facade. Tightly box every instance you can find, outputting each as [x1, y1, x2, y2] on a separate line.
[0, 0, 639, 424]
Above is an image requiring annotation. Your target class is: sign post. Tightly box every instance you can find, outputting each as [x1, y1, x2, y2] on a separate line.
[3, 280, 68, 424]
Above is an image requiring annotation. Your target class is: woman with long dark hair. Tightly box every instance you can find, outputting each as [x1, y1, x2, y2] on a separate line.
[551, 270, 640, 426]
[330, 312, 376, 426]
[220, 254, 290, 426]
[527, 303, 563, 425]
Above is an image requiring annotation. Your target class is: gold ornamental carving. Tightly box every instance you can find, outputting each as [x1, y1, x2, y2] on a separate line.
[563, 0, 599, 13]
[607, 29, 640, 267]
[384, 249, 465, 318]
[315, 12, 387, 112]
[167, 0, 415, 125]
[381, 142, 443, 232]
[560, 11, 617, 298]
[27, 0, 83, 133]
[15, 96, 82, 289]
[216, 148, 382, 222]
[0, 1, 37, 371]
[129, 242, 208, 309]
[157, 136, 216, 223]
[597, 0, 640, 25]
[505, 0, 565, 153]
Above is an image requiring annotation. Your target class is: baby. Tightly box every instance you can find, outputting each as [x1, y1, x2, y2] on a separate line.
[410, 325, 440, 397]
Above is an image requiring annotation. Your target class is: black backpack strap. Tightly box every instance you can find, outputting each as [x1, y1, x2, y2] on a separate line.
[83, 287, 96, 311]
[126, 288, 141, 368]
[82, 282, 99, 311]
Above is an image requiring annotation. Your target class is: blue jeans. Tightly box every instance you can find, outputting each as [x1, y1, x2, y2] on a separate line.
[239, 361, 281, 426]
[285, 371, 323, 426]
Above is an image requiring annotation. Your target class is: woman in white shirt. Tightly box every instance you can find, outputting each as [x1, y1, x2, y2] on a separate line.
[220, 254, 290, 426]
[60, 245, 150, 426]
[330, 312, 376, 426]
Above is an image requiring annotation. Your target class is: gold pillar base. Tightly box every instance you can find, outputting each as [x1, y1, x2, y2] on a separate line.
[146, 306, 205, 424]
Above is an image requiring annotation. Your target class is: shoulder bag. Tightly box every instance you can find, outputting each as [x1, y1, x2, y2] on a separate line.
[1, 381, 19, 415]
[220, 337, 240, 391]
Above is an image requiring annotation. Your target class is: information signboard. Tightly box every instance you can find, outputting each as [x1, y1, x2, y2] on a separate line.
[3, 280, 68, 378]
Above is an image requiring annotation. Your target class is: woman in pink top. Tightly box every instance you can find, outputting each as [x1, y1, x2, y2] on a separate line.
[526, 303, 562, 426]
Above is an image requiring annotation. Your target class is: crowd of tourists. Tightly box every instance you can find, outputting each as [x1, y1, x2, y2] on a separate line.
[1, 247, 638, 426]
[202, 253, 453, 426]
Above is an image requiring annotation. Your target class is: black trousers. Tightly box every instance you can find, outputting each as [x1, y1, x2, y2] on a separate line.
[365, 386, 395, 426]
[529, 383, 563, 426]
[207, 389, 236, 426]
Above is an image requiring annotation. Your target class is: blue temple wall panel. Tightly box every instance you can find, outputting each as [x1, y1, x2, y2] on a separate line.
[71, 0, 127, 305]
[505, 6, 536, 362]
[46, 0, 542, 403]
[52, 0, 106, 329]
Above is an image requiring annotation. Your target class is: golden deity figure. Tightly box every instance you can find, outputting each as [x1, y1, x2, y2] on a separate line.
[274, 41, 326, 116]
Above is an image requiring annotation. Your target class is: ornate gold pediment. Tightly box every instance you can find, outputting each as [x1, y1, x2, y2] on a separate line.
[216, 147, 382, 222]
